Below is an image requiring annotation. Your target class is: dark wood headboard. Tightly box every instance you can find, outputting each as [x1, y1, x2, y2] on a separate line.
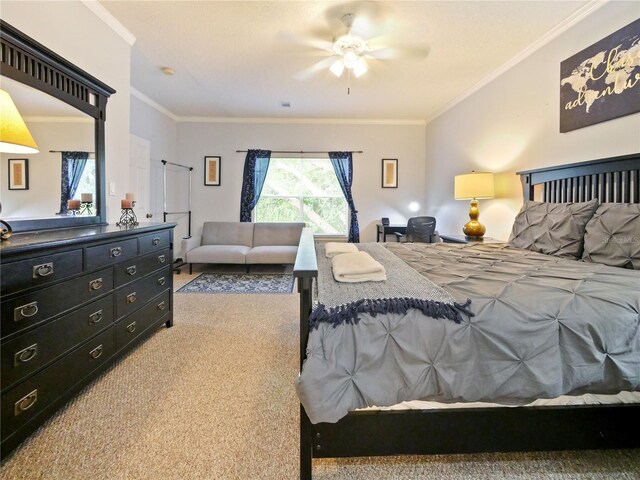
[517, 153, 640, 203]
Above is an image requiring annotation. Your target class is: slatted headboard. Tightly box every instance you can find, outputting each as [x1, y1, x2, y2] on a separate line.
[517, 153, 640, 204]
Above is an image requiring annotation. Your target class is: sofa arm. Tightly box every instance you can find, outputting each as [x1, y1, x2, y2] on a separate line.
[182, 235, 202, 260]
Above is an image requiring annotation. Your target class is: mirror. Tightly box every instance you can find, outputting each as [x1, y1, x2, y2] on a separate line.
[0, 20, 114, 233]
[1, 76, 97, 221]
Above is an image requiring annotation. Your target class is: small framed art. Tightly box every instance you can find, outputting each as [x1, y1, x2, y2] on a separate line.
[381, 158, 398, 188]
[204, 156, 221, 186]
[8, 158, 29, 190]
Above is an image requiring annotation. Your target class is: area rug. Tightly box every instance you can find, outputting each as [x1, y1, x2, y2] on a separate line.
[177, 273, 295, 294]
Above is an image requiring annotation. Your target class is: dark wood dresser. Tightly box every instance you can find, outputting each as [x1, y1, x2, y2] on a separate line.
[0, 223, 175, 458]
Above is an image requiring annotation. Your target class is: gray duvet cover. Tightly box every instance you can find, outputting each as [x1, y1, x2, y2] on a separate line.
[296, 242, 640, 424]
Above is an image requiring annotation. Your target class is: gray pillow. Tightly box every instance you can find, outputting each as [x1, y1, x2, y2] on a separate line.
[582, 203, 640, 269]
[508, 199, 598, 258]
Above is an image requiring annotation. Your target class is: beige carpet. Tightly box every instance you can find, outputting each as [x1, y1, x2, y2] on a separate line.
[1, 269, 639, 479]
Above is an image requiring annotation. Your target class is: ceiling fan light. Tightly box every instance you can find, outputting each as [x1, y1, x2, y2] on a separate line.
[352, 61, 367, 78]
[330, 59, 345, 77]
[343, 49, 359, 69]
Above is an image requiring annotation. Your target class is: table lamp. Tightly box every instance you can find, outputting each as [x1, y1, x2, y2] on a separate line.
[0, 89, 39, 154]
[454, 172, 494, 239]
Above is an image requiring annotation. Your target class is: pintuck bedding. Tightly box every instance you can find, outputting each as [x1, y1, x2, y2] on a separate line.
[296, 242, 640, 424]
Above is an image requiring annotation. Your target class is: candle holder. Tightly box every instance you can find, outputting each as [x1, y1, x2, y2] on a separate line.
[79, 202, 94, 216]
[116, 208, 138, 227]
[67, 208, 80, 216]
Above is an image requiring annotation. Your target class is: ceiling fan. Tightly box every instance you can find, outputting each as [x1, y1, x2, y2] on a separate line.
[283, 7, 430, 90]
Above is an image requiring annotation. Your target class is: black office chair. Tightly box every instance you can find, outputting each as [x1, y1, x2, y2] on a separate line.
[395, 216, 438, 243]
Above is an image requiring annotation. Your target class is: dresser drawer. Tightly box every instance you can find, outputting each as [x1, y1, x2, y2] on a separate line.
[85, 238, 138, 270]
[0, 249, 83, 296]
[1, 268, 114, 340]
[114, 249, 170, 288]
[116, 289, 170, 350]
[1, 326, 115, 439]
[1, 295, 115, 392]
[115, 266, 171, 320]
[139, 230, 171, 255]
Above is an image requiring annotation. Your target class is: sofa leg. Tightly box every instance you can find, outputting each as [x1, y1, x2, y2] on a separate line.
[189, 263, 193, 275]
[245, 264, 250, 274]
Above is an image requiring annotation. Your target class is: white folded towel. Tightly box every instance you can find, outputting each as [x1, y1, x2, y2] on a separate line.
[324, 242, 359, 258]
[331, 251, 387, 283]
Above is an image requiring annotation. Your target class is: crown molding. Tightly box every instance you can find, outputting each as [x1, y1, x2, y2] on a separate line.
[81, 0, 136, 46]
[425, 0, 609, 125]
[131, 88, 179, 121]
[177, 116, 427, 126]
[24, 116, 93, 124]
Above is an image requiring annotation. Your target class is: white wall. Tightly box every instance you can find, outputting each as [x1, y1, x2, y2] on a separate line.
[424, 1, 640, 241]
[130, 95, 179, 242]
[174, 121, 426, 254]
[1, 0, 132, 224]
[1, 121, 94, 218]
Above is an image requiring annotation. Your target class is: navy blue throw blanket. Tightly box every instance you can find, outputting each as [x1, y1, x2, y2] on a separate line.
[309, 297, 473, 330]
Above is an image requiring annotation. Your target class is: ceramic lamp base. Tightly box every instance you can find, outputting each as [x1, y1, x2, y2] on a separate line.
[462, 198, 486, 239]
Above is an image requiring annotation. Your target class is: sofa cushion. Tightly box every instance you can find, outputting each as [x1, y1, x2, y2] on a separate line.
[186, 245, 250, 264]
[253, 222, 305, 247]
[246, 246, 299, 264]
[202, 222, 254, 247]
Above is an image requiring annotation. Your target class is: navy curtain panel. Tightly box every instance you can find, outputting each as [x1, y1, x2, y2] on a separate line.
[58, 151, 89, 214]
[239, 149, 271, 222]
[329, 151, 360, 243]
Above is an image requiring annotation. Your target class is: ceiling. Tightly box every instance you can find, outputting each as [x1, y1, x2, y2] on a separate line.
[101, 0, 591, 121]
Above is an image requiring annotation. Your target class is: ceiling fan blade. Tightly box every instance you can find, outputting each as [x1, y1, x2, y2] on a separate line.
[277, 31, 334, 52]
[367, 44, 430, 60]
[293, 56, 339, 81]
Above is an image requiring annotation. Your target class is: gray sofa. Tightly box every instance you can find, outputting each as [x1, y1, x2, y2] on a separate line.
[181, 221, 305, 273]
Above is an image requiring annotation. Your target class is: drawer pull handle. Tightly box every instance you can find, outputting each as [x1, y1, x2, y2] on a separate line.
[157, 301, 166, 311]
[126, 321, 137, 333]
[89, 278, 103, 291]
[126, 265, 137, 276]
[89, 345, 104, 360]
[14, 301, 38, 321]
[158, 255, 166, 264]
[89, 310, 103, 325]
[14, 389, 38, 416]
[14, 344, 38, 366]
[32, 263, 54, 278]
[157, 277, 166, 286]
[110, 247, 122, 258]
[152, 237, 161, 246]
[127, 292, 137, 304]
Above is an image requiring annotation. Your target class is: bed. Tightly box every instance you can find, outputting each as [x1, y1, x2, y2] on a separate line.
[293, 153, 640, 480]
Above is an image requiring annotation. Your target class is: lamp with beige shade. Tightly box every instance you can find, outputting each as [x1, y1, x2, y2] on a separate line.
[454, 172, 495, 239]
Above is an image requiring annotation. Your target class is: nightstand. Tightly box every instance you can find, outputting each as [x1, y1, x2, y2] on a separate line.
[440, 234, 504, 244]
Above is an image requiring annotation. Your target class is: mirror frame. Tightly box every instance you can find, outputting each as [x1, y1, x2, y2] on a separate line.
[0, 20, 115, 232]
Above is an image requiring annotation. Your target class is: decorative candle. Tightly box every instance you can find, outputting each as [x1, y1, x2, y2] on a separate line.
[125, 192, 136, 201]
[121, 199, 133, 209]
[67, 199, 81, 210]
[81, 193, 93, 203]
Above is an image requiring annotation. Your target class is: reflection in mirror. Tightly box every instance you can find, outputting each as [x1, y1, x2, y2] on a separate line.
[0, 76, 96, 221]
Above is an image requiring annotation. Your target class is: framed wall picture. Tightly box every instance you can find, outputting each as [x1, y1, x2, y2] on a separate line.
[204, 156, 221, 186]
[381, 158, 398, 188]
[8, 158, 29, 190]
[560, 18, 640, 133]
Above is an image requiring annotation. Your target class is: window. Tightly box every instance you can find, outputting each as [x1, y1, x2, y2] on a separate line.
[255, 157, 348, 235]
[72, 157, 96, 201]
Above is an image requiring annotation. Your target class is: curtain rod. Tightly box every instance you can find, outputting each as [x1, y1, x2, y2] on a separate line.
[49, 150, 95, 153]
[235, 150, 363, 154]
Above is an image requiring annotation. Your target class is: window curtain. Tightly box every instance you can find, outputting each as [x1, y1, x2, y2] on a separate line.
[329, 151, 360, 243]
[239, 149, 271, 222]
[58, 151, 89, 214]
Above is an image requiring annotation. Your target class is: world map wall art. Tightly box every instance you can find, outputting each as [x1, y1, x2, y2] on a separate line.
[560, 18, 640, 133]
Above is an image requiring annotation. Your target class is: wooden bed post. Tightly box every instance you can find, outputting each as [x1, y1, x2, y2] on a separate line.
[294, 229, 318, 480]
